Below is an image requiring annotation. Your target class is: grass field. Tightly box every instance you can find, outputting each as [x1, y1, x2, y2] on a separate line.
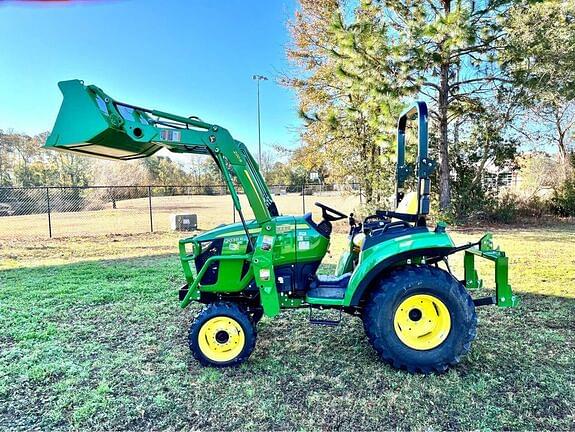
[1, 223, 574, 430]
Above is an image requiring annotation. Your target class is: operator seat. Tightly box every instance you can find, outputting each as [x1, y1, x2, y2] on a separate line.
[395, 191, 419, 216]
[352, 191, 420, 250]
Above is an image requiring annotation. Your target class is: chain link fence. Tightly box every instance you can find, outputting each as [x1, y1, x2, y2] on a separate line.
[0, 184, 363, 239]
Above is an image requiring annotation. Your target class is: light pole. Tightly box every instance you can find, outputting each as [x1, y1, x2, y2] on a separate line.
[252, 74, 268, 167]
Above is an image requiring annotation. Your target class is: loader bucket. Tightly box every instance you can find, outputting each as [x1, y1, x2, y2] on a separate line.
[44, 80, 163, 160]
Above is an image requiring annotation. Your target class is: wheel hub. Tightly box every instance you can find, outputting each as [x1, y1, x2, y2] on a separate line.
[393, 294, 451, 350]
[215, 330, 230, 344]
[408, 308, 422, 321]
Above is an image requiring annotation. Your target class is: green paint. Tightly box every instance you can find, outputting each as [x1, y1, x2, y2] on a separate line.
[342, 230, 455, 306]
[305, 296, 345, 306]
[252, 222, 280, 317]
[465, 234, 518, 307]
[179, 254, 252, 308]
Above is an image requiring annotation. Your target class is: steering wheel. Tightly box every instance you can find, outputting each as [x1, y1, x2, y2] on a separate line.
[315, 202, 348, 222]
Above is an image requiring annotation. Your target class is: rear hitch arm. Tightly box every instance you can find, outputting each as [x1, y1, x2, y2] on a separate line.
[463, 234, 519, 308]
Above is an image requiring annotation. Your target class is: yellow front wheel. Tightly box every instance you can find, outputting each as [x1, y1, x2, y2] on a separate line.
[189, 303, 256, 367]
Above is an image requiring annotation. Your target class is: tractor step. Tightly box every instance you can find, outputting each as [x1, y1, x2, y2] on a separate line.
[308, 307, 342, 326]
[303, 274, 351, 305]
[306, 286, 346, 300]
[305, 286, 347, 306]
[473, 296, 496, 307]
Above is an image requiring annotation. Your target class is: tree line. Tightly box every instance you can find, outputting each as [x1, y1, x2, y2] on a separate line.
[284, 0, 575, 219]
[0, 130, 315, 215]
[0, 130, 310, 191]
[0, 130, 209, 189]
[2, 0, 575, 221]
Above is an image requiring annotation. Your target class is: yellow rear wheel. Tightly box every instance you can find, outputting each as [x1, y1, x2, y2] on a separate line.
[393, 294, 451, 350]
[362, 266, 477, 373]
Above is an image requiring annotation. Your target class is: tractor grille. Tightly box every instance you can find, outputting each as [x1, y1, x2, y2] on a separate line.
[195, 238, 224, 285]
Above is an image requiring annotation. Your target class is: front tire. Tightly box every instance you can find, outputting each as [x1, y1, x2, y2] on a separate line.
[189, 302, 256, 367]
[243, 306, 264, 325]
[362, 265, 477, 374]
[249, 309, 264, 325]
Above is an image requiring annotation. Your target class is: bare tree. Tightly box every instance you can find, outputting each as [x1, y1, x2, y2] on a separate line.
[92, 159, 151, 208]
[529, 99, 575, 181]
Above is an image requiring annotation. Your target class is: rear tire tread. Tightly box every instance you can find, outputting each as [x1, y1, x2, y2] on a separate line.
[363, 265, 477, 374]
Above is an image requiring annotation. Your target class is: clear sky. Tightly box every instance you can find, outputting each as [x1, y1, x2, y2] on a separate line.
[0, 0, 302, 155]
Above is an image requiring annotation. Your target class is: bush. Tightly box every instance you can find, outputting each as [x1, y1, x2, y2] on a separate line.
[441, 183, 494, 224]
[486, 193, 518, 223]
[551, 178, 575, 216]
[515, 195, 549, 218]
[440, 193, 550, 225]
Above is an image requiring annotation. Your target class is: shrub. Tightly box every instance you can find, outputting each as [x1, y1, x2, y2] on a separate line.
[515, 195, 549, 218]
[551, 178, 575, 216]
[442, 193, 550, 225]
[486, 193, 518, 223]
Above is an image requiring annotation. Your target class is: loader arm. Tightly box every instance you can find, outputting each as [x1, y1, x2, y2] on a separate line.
[44, 79, 278, 224]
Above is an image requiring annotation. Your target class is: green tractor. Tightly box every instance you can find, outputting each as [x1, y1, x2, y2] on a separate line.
[45, 80, 518, 373]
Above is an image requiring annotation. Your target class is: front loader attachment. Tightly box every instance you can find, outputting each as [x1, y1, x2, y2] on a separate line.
[45, 80, 164, 160]
[45, 79, 279, 225]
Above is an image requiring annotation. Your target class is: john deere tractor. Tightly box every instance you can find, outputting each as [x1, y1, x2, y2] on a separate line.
[45, 80, 518, 373]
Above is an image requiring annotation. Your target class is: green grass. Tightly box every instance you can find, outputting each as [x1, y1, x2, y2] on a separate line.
[1, 224, 574, 430]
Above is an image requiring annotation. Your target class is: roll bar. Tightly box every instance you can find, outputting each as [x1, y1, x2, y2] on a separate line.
[395, 101, 436, 217]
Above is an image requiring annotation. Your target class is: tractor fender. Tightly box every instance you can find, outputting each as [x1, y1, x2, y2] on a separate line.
[342, 231, 455, 307]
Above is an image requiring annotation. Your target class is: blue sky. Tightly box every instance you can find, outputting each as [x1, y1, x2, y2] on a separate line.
[0, 0, 302, 154]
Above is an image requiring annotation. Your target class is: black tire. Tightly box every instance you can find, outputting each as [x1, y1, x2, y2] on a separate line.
[248, 308, 264, 325]
[188, 302, 257, 367]
[362, 265, 477, 374]
[238, 305, 263, 325]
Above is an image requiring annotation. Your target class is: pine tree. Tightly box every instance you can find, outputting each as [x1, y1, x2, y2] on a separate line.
[285, 0, 405, 206]
[503, 0, 575, 179]
[287, 0, 516, 210]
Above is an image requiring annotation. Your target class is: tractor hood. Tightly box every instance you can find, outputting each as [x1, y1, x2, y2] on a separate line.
[192, 220, 262, 242]
[188, 215, 300, 242]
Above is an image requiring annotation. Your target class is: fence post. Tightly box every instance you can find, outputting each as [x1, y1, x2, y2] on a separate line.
[46, 187, 52, 238]
[302, 184, 306, 214]
[359, 183, 363, 205]
[148, 186, 154, 232]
